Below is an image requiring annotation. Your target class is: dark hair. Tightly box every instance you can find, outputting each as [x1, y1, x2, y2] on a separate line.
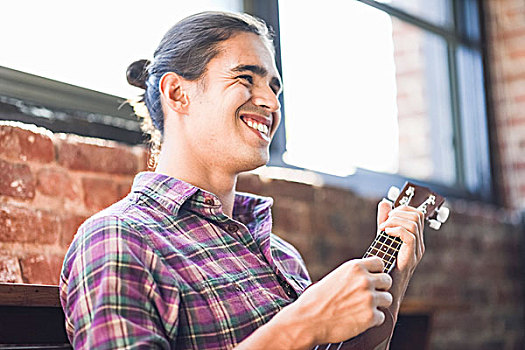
[126, 11, 274, 167]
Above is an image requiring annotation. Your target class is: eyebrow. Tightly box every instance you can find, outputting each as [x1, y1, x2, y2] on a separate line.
[231, 64, 282, 93]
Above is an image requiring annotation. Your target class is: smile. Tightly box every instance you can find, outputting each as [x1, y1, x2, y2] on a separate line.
[240, 114, 271, 138]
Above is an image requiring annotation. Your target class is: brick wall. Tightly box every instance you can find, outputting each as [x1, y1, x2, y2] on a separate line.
[0, 121, 147, 284]
[486, 0, 525, 209]
[392, 16, 434, 180]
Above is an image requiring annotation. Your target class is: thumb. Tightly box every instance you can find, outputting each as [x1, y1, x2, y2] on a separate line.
[377, 199, 393, 227]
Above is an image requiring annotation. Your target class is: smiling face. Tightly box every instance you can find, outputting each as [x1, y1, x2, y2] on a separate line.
[180, 32, 282, 175]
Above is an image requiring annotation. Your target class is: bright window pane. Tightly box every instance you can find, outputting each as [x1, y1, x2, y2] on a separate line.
[0, 0, 242, 98]
[279, 0, 399, 177]
[279, 0, 457, 185]
[374, 0, 453, 28]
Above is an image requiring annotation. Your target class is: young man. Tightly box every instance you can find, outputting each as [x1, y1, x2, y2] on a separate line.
[60, 12, 424, 349]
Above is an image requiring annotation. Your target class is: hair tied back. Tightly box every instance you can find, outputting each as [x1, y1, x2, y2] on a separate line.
[126, 59, 151, 90]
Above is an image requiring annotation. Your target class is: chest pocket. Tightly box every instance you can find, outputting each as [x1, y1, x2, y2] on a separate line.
[177, 269, 289, 349]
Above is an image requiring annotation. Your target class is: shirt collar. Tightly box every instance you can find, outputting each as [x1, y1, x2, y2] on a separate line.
[131, 172, 273, 221]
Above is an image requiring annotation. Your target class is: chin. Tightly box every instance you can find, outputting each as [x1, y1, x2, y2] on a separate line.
[236, 153, 269, 173]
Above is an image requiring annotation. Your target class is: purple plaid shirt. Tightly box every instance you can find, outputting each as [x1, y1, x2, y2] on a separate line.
[60, 172, 311, 349]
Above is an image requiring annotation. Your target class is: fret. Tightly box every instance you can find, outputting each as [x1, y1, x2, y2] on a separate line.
[368, 247, 395, 260]
[363, 231, 403, 275]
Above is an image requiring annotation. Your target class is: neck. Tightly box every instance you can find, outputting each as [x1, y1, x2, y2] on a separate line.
[363, 230, 403, 274]
[154, 140, 238, 218]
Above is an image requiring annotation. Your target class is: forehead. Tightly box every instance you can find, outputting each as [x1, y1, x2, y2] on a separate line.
[208, 32, 280, 77]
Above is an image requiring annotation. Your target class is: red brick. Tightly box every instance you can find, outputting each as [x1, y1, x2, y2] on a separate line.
[236, 173, 263, 193]
[0, 255, 23, 283]
[137, 147, 149, 172]
[0, 159, 35, 199]
[0, 205, 58, 244]
[0, 122, 55, 163]
[20, 254, 63, 285]
[36, 167, 77, 199]
[60, 214, 88, 247]
[57, 136, 139, 175]
[117, 180, 133, 199]
[260, 179, 315, 202]
[82, 177, 122, 211]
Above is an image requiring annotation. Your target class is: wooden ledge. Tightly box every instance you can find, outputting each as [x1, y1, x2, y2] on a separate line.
[0, 283, 61, 307]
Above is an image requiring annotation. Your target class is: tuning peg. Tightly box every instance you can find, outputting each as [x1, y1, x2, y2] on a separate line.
[428, 219, 442, 230]
[387, 186, 400, 202]
[436, 206, 450, 223]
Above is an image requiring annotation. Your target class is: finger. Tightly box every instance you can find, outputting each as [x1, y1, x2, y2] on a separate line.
[377, 199, 393, 227]
[379, 216, 419, 236]
[361, 256, 385, 273]
[371, 273, 392, 291]
[388, 209, 424, 228]
[384, 227, 417, 251]
[372, 308, 386, 327]
[374, 291, 393, 308]
[389, 205, 425, 227]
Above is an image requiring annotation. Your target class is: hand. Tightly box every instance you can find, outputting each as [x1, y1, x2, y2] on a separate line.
[375, 199, 425, 327]
[377, 200, 425, 276]
[274, 257, 393, 346]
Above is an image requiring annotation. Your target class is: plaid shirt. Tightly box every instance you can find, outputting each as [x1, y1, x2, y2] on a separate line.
[60, 172, 312, 349]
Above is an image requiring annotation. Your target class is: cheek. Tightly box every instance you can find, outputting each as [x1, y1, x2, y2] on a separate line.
[271, 112, 282, 136]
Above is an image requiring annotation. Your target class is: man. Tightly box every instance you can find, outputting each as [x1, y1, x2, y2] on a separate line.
[60, 11, 424, 349]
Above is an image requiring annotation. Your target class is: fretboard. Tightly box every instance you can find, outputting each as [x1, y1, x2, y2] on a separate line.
[363, 230, 403, 274]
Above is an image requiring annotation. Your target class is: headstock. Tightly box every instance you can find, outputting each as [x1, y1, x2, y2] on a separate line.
[387, 182, 449, 230]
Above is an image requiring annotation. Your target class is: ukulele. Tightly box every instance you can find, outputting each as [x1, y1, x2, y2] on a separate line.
[313, 182, 450, 350]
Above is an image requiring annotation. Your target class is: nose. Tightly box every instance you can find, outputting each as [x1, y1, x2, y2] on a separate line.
[252, 84, 281, 113]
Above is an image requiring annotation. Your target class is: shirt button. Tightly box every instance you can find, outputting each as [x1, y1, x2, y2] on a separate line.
[226, 224, 238, 233]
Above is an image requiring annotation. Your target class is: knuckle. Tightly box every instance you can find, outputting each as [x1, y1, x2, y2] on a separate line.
[357, 275, 371, 290]
[364, 308, 375, 324]
[348, 261, 363, 275]
[384, 274, 393, 288]
[363, 292, 375, 307]
[375, 310, 385, 325]
[406, 231, 416, 243]
[385, 292, 393, 305]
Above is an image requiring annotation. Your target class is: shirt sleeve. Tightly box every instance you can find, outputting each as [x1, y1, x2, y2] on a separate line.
[270, 233, 312, 291]
[59, 215, 180, 349]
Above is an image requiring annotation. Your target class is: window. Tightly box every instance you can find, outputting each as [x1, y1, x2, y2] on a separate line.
[1, 0, 492, 200]
[273, 0, 492, 200]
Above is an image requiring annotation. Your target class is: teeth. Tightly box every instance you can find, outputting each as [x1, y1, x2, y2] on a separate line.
[243, 117, 269, 135]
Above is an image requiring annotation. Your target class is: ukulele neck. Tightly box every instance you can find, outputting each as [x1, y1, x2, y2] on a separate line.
[363, 230, 402, 274]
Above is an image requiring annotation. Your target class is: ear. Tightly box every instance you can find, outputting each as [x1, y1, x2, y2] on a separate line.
[159, 72, 190, 114]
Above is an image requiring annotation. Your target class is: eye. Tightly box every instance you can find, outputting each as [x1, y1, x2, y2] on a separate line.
[236, 74, 254, 84]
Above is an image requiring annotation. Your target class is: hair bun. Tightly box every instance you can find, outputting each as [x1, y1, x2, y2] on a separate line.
[126, 59, 151, 89]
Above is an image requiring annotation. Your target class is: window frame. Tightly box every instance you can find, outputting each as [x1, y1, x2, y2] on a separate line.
[257, 0, 495, 202]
